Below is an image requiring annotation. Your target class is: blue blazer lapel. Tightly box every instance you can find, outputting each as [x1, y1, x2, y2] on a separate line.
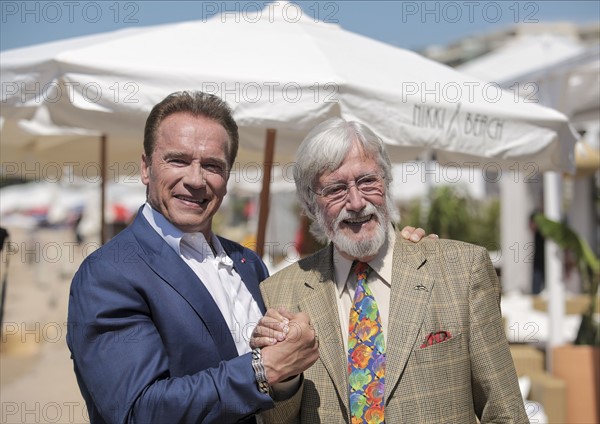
[129, 212, 239, 360]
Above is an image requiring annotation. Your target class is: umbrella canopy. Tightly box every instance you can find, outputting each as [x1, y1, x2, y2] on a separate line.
[1, 2, 578, 252]
[2, 2, 576, 169]
[458, 34, 587, 84]
[458, 34, 599, 123]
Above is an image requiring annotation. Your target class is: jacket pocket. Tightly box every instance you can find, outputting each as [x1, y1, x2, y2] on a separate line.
[413, 332, 463, 363]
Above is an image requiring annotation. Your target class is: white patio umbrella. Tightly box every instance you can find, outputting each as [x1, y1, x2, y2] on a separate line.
[0, 108, 138, 244]
[1, 1, 577, 255]
[0, 107, 139, 173]
[458, 34, 599, 357]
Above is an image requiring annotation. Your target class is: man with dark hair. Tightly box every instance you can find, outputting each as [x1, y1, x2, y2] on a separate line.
[143, 91, 240, 168]
[67, 91, 318, 424]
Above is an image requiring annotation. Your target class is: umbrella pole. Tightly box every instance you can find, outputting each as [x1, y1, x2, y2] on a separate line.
[256, 129, 276, 259]
[100, 134, 107, 245]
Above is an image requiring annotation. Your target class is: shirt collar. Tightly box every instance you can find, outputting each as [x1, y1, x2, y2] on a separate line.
[333, 223, 396, 295]
[142, 202, 224, 260]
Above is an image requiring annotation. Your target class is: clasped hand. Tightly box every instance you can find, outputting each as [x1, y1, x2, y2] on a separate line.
[251, 307, 319, 385]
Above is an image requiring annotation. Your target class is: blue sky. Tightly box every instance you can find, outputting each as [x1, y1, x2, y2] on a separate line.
[1, 1, 599, 52]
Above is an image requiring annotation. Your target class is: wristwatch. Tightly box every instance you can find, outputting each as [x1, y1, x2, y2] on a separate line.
[251, 347, 270, 395]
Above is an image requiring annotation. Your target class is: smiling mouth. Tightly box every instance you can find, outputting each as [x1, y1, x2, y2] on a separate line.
[342, 214, 373, 226]
[175, 195, 206, 206]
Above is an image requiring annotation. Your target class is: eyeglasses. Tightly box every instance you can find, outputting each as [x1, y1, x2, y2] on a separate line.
[310, 173, 385, 202]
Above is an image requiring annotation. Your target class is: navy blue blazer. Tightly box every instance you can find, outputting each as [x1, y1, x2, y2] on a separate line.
[67, 209, 273, 423]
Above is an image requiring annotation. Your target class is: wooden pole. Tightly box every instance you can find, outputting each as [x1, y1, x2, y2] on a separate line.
[256, 129, 276, 258]
[100, 134, 107, 245]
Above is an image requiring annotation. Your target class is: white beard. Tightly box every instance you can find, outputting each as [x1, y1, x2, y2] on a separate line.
[317, 202, 388, 259]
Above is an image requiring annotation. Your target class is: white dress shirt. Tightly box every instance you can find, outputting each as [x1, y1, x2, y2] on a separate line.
[142, 203, 263, 355]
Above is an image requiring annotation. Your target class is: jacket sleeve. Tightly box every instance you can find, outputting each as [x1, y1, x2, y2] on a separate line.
[468, 246, 529, 423]
[67, 257, 274, 424]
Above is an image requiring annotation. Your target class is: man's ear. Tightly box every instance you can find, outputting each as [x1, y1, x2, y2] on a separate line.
[141, 154, 151, 185]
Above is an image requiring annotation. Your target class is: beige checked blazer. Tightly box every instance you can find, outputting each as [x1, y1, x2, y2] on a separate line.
[260, 232, 529, 423]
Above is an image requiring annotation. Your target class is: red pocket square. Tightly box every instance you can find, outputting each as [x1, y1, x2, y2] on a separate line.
[420, 331, 452, 348]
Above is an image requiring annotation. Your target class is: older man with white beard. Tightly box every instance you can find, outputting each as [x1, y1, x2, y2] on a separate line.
[253, 117, 528, 424]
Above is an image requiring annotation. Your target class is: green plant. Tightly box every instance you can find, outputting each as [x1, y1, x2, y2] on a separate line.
[404, 185, 500, 250]
[426, 186, 472, 240]
[534, 214, 600, 346]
